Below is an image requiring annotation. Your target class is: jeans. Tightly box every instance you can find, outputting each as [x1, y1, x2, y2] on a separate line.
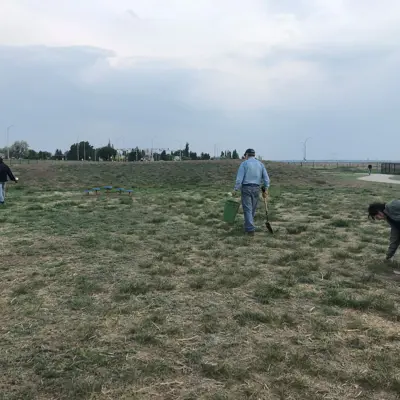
[0, 182, 5, 203]
[241, 185, 260, 232]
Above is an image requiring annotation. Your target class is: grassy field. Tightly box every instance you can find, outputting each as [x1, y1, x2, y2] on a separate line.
[1, 161, 400, 400]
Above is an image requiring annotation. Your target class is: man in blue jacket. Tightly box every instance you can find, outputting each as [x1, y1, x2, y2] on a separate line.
[233, 149, 270, 234]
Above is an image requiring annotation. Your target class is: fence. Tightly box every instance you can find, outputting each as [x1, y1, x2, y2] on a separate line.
[7, 159, 57, 165]
[286, 161, 381, 170]
[381, 163, 400, 175]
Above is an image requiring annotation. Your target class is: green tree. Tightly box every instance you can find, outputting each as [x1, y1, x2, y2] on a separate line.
[97, 146, 117, 161]
[9, 140, 29, 159]
[67, 143, 78, 160]
[189, 151, 198, 160]
[220, 151, 225, 159]
[128, 147, 142, 161]
[37, 151, 52, 160]
[184, 143, 190, 158]
[172, 149, 183, 159]
[27, 149, 38, 159]
[232, 150, 239, 159]
[161, 150, 171, 161]
[53, 149, 64, 160]
[200, 152, 211, 160]
[67, 141, 95, 160]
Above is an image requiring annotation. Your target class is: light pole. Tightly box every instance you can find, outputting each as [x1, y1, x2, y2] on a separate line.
[172, 141, 183, 161]
[6, 125, 13, 160]
[150, 137, 156, 161]
[303, 137, 311, 161]
[213, 143, 221, 159]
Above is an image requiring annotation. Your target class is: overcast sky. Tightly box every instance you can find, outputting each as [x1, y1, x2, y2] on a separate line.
[0, 1, 399, 160]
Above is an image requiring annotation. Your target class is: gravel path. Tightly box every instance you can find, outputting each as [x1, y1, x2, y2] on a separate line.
[358, 174, 400, 184]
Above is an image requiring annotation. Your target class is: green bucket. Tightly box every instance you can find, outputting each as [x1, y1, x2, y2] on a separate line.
[223, 198, 240, 223]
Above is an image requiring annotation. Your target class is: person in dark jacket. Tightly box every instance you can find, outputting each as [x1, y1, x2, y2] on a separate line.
[0, 157, 17, 204]
[368, 200, 400, 264]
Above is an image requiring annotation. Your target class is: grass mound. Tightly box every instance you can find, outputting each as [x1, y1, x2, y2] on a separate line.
[11, 160, 330, 190]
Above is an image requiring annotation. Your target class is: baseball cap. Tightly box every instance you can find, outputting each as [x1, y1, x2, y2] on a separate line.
[244, 148, 256, 156]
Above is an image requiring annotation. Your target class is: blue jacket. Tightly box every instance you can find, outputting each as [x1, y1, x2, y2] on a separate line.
[234, 157, 270, 191]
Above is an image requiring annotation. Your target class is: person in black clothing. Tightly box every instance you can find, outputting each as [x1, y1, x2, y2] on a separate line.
[368, 164, 372, 175]
[368, 201, 400, 272]
[0, 157, 17, 204]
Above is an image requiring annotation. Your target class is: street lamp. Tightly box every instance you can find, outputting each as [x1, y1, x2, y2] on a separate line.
[150, 137, 156, 161]
[302, 137, 311, 161]
[6, 125, 14, 159]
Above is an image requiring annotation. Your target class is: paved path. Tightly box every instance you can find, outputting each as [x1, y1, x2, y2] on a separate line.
[358, 174, 400, 184]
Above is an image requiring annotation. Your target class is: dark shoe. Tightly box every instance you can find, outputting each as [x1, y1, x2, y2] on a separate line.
[246, 231, 255, 236]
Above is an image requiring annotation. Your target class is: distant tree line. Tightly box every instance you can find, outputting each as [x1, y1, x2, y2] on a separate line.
[0, 140, 241, 162]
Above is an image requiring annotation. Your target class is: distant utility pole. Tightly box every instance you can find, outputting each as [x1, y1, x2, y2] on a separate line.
[6, 125, 13, 159]
[303, 137, 311, 161]
[150, 137, 156, 161]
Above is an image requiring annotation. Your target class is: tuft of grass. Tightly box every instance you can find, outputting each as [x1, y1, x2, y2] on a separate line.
[117, 281, 151, 296]
[200, 362, 250, 382]
[234, 310, 273, 326]
[330, 219, 351, 228]
[189, 276, 207, 290]
[276, 250, 310, 266]
[321, 289, 397, 315]
[287, 225, 308, 235]
[74, 275, 103, 294]
[254, 283, 290, 304]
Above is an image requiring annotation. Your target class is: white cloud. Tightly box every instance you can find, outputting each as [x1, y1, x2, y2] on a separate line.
[3, 1, 399, 52]
[1, 0, 400, 158]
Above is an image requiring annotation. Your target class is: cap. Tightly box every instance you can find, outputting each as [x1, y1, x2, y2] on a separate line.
[244, 148, 256, 156]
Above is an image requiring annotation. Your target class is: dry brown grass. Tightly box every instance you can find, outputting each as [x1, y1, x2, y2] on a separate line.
[1, 161, 400, 399]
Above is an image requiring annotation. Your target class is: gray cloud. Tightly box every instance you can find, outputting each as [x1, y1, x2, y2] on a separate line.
[0, 44, 399, 160]
[0, 46, 230, 153]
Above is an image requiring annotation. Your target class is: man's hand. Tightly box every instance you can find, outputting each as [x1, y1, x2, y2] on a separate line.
[232, 190, 239, 197]
[261, 187, 269, 199]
